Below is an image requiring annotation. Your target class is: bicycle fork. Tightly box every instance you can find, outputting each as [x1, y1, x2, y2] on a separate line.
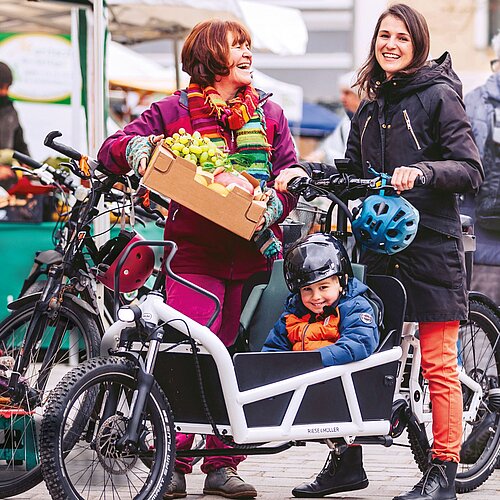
[114, 322, 163, 452]
[8, 264, 64, 406]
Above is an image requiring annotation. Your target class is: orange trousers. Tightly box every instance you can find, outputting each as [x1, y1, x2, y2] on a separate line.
[419, 321, 462, 463]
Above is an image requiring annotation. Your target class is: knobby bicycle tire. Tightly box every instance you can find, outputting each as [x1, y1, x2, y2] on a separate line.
[408, 298, 500, 493]
[0, 298, 101, 497]
[40, 356, 175, 500]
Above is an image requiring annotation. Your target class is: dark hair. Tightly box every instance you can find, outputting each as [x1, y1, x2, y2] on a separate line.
[356, 3, 430, 99]
[181, 19, 251, 88]
[0, 61, 13, 87]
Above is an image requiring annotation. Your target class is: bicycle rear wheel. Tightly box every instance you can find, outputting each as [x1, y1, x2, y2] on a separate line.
[0, 298, 101, 497]
[40, 356, 175, 500]
[409, 298, 500, 493]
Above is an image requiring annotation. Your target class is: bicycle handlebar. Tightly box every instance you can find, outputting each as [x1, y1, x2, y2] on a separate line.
[12, 151, 42, 170]
[44, 131, 83, 161]
[287, 171, 425, 199]
[12, 150, 80, 192]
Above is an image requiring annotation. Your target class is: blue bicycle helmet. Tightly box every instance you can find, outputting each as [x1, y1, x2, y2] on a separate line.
[352, 194, 420, 255]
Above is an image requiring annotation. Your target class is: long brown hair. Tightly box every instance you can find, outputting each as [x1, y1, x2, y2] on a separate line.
[356, 3, 430, 99]
[181, 19, 251, 88]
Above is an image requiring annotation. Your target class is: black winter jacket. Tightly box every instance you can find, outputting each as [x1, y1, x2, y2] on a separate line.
[300, 53, 484, 322]
[346, 52, 483, 239]
[0, 96, 29, 156]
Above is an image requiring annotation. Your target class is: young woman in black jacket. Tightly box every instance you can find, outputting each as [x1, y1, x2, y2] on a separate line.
[276, 4, 483, 500]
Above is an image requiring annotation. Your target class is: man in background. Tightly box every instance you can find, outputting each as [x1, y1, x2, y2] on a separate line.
[464, 32, 500, 304]
[0, 61, 29, 156]
[305, 71, 361, 162]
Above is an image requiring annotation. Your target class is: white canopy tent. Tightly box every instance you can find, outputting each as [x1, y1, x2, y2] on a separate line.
[1, 0, 306, 154]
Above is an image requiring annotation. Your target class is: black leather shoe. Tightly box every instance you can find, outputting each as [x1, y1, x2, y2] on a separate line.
[292, 446, 368, 498]
[393, 460, 457, 500]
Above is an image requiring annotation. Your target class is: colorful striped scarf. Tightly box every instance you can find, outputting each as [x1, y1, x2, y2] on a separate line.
[186, 83, 272, 181]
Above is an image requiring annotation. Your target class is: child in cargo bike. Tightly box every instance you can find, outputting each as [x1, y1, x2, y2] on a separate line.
[262, 233, 380, 366]
[262, 233, 381, 495]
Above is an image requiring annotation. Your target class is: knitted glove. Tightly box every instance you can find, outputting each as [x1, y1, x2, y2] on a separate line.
[125, 135, 156, 176]
[260, 188, 283, 231]
[253, 227, 282, 259]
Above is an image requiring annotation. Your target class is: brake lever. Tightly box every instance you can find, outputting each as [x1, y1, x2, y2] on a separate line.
[11, 166, 35, 176]
[286, 175, 311, 195]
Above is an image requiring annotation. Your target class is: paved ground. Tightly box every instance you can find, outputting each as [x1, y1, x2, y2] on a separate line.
[6, 438, 500, 499]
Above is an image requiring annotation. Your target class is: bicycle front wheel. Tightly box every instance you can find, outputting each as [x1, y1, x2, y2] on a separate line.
[40, 356, 175, 500]
[409, 298, 500, 493]
[0, 298, 101, 497]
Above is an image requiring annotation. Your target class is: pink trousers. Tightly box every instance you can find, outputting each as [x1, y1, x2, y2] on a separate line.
[166, 274, 246, 474]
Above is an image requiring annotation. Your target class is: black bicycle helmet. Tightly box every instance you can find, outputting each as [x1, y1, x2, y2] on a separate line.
[284, 233, 353, 293]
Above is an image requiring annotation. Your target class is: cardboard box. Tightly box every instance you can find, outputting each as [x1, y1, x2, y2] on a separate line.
[141, 145, 266, 240]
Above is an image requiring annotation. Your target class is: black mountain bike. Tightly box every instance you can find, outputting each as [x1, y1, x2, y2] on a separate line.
[0, 131, 156, 497]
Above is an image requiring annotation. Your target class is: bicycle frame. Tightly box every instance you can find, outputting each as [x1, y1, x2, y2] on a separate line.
[394, 323, 483, 427]
[104, 292, 403, 444]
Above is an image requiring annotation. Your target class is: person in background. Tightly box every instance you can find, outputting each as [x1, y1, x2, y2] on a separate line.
[98, 19, 297, 500]
[305, 71, 362, 163]
[274, 4, 483, 499]
[0, 62, 29, 156]
[463, 30, 500, 304]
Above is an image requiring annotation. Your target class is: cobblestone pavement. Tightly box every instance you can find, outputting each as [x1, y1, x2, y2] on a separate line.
[6, 439, 500, 499]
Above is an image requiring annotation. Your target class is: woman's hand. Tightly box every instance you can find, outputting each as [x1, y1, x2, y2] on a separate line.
[255, 189, 283, 232]
[126, 134, 164, 177]
[274, 166, 308, 192]
[137, 135, 164, 176]
[391, 166, 423, 193]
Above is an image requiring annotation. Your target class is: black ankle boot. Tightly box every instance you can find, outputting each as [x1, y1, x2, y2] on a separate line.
[292, 446, 368, 498]
[393, 459, 457, 500]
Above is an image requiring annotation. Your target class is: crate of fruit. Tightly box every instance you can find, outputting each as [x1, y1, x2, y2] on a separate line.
[141, 131, 268, 240]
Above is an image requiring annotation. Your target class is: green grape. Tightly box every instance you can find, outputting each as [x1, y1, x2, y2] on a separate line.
[178, 127, 186, 135]
[190, 145, 202, 155]
[199, 151, 209, 164]
[182, 146, 190, 156]
[171, 142, 184, 151]
[192, 131, 202, 140]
